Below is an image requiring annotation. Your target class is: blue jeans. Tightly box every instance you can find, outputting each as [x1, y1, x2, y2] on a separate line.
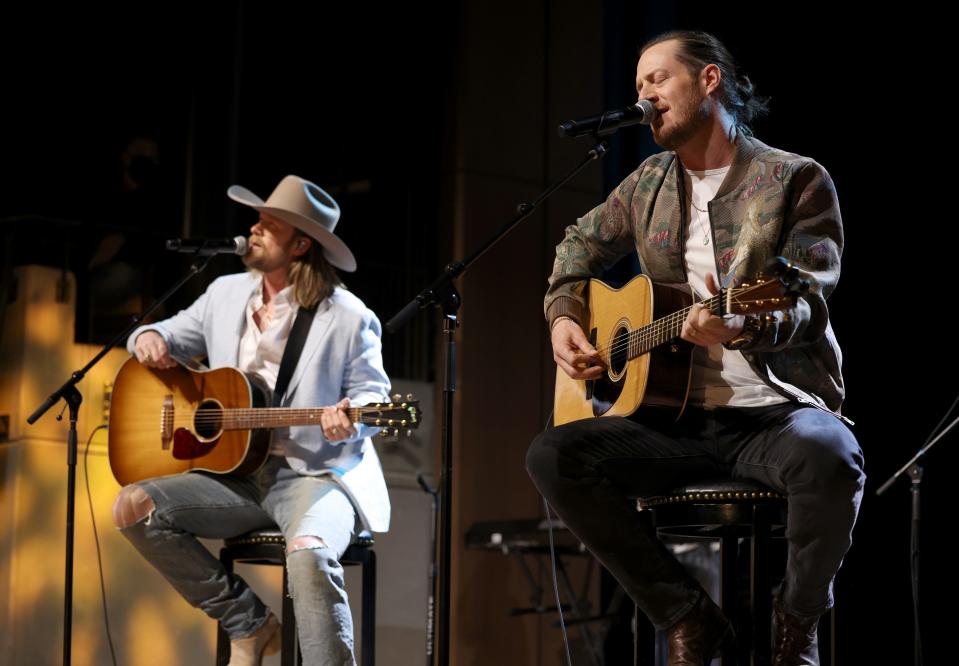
[526, 404, 865, 630]
[120, 456, 358, 666]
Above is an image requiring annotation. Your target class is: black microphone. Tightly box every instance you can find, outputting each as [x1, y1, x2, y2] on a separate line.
[165, 236, 249, 256]
[558, 99, 658, 138]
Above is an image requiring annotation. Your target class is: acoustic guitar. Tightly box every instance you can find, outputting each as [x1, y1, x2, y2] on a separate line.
[553, 259, 805, 425]
[108, 358, 420, 485]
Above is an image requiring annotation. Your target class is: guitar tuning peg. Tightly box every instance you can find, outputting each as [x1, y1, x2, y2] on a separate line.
[406, 429, 413, 437]
[392, 428, 399, 437]
[392, 393, 401, 401]
[406, 393, 413, 400]
[379, 430, 389, 438]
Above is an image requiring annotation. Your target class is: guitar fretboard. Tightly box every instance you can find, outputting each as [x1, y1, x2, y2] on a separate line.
[607, 292, 727, 363]
[185, 406, 415, 431]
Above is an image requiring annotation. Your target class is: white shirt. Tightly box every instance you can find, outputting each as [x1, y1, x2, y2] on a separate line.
[238, 281, 299, 453]
[683, 166, 787, 409]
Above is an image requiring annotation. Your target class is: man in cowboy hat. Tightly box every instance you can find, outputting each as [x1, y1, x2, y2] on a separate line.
[111, 175, 390, 666]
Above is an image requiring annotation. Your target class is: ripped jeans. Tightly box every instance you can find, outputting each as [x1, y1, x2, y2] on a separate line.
[120, 455, 358, 666]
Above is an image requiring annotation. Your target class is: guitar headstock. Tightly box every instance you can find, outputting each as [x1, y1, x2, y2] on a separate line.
[726, 258, 810, 316]
[358, 394, 421, 438]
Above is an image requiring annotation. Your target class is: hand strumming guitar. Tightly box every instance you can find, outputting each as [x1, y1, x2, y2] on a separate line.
[134, 331, 177, 369]
[551, 317, 605, 381]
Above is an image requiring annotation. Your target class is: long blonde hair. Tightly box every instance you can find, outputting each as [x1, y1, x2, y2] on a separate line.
[288, 232, 344, 309]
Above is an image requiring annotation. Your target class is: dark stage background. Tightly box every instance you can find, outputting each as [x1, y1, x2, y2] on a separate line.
[2, 2, 952, 664]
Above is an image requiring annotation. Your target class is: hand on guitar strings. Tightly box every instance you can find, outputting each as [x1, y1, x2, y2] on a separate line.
[321, 397, 357, 442]
[551, 317, 605, 381]
[680, 273, 746, 347]
[133, 331, 177, 369]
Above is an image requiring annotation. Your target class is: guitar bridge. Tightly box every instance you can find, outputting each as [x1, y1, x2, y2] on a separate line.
[161, 396, 174, 450]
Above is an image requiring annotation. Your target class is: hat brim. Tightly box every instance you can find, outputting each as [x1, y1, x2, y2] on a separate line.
[228, 185, 357, 272]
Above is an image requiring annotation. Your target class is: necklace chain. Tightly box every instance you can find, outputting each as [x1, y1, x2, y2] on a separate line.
[688, 196, 711, 245]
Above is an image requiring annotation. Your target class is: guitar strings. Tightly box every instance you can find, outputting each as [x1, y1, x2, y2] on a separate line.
[157, 407, 415, 427]
[590, 294, 720, 361]
[589, 283, 780, 363]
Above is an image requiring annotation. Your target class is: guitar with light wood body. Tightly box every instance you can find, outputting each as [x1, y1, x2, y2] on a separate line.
[553, 263, 804, 426]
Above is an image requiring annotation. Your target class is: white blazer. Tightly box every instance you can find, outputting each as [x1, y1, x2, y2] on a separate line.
[127, 273, 392, 532]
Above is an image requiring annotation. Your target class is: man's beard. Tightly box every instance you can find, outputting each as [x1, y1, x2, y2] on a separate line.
[653, 96, 711, 151]
[242, 236, 298, 273]
[242, 247, 282, 273]
[241, 249, 265, 271]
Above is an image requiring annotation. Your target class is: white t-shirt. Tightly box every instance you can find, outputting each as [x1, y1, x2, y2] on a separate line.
[683, 166, 787, 408]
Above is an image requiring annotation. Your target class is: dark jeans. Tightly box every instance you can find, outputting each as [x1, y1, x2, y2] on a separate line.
[526, 404, 864, 630]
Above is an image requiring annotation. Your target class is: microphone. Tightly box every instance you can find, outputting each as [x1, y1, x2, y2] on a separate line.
[558, 99, 658, 138]
[165, 236, 249, 256]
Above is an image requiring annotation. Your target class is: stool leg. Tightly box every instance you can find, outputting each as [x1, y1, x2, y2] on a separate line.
[632, 604, 656, 665]
[360, 550, 376, 666]
[751, 505, 773, 666]
[719, 532, 738, 666]
[216, 550, 234, 666]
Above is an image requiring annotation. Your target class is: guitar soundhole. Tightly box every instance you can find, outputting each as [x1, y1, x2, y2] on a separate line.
[608, 326, 629, 379]
[194, 400, 224, 439]
[592, 324, 628, 417]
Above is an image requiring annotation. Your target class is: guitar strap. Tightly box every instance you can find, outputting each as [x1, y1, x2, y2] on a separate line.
[272, 302, 318, 407]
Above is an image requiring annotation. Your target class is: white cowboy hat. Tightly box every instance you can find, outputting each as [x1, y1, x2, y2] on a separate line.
[227, 175, 356, 272]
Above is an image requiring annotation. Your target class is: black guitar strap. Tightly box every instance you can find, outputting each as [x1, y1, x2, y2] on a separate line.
[272, 303, 318, 407]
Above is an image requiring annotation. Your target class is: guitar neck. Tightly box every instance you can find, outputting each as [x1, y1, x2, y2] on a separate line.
[219, 407, 369, 431]
[624, 292, 727, 360]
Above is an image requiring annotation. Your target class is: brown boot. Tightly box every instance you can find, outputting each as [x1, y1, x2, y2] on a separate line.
[772, 596, 819, 666]
[228, 613, 281, 666]
[665, 592, 734, 666]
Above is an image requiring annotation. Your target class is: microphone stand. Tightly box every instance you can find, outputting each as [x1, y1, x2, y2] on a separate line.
[876, 410, 958, 666]
[26, 251, 220, 666]
[386, 137, 610, 666]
